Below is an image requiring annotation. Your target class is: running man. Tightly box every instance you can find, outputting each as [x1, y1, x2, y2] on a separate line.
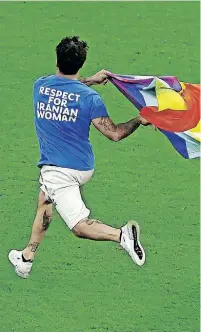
[9, 36, 149, 278]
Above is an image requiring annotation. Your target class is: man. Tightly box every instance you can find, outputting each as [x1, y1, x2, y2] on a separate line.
[9, 36, 149, 278]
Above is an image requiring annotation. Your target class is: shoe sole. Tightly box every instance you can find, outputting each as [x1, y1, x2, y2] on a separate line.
[127, 221, 146, 266]
[8, 251, 29, 279]
[14, 268, 29, 279]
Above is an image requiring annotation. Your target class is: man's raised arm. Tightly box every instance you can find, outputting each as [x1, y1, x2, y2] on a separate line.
[92, 116, 150, 142]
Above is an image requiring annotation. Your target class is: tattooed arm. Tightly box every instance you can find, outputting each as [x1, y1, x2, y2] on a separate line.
[92, 116, 150, 141]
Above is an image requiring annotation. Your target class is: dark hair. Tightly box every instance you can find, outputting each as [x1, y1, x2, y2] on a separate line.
[56, 36, 88, 75]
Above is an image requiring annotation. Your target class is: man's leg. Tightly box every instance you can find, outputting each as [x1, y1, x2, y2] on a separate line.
[54, 172, 146, 268]
[72, 218, 121, 242]
[22, 189, 53, 261]
[72, 218, 145, 266]
[8, 190, 53, 278]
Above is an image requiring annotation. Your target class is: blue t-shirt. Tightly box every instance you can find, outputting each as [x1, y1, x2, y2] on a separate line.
[33, 75, 109, 170]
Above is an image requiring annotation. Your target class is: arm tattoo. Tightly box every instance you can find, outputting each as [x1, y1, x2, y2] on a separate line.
[42, 211, 52, 231]
[28, 242, 39, 252]
[97, 117, 141, 140]
[98, 117, 117, 132]
[117, 118, 141, 139]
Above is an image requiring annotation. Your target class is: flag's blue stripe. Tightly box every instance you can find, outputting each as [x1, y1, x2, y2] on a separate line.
[160, 129, 189, 159]
[111, 79, 146, 110]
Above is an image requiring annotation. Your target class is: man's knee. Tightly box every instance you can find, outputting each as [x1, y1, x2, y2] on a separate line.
[72, 218, 100, 238]
[72, 219, 87, 238]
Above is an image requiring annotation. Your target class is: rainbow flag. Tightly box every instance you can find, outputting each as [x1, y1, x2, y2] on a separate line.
[108, 73, 200, 159]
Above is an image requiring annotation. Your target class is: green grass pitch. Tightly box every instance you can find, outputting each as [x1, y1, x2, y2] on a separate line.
[0, 2, 200, 331]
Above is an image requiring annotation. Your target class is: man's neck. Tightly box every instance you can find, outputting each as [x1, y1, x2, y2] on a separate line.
[56, 70, 79, 81]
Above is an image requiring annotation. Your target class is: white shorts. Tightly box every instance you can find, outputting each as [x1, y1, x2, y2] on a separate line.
[39, 165, 94, 230]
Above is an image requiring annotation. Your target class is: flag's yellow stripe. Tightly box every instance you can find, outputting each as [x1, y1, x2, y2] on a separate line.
[156, 79, 187, 112]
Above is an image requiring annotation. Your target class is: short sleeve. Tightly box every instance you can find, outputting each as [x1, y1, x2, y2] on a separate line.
[90, 94, 109, 120]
